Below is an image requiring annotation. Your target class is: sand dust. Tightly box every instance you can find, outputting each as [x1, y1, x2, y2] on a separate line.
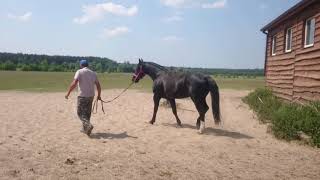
[0, 89, 319, 179]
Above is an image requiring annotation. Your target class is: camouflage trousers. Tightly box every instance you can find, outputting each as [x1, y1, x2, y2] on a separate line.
[77, 96, 94, 131]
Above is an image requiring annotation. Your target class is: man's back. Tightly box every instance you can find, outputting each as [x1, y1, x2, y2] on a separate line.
[74, 67, 97, 97]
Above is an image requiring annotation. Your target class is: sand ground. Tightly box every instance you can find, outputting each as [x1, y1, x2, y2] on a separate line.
[0, 89, 319, 180]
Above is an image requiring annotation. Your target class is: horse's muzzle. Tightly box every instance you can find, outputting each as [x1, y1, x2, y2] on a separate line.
[132, 75, 139, 83]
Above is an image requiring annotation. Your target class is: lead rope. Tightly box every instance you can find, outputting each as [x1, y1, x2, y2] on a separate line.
[92, 82, 134, 114]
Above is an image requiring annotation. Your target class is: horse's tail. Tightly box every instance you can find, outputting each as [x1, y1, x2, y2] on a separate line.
[206, 77, 221, 125]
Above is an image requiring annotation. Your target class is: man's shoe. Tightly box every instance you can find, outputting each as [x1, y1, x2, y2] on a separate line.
[86, 125, 93, 136]
[80, 124, 93, 136]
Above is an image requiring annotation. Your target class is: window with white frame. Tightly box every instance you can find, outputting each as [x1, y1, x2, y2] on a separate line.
[304, 17, 315, 47]
[285, 27, 293, 52]
[272, 35, 277, 56]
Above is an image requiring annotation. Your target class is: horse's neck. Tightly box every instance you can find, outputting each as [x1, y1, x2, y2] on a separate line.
[145, 64, 163, 81]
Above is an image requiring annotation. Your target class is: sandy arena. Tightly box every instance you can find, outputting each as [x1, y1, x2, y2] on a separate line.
[0, 89, 320, 179]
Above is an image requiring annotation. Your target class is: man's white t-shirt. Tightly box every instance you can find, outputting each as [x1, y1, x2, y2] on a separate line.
[74, 67, 98, 97]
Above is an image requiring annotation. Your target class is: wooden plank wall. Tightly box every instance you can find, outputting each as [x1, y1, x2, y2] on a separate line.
[266, 22, 296, 101]
[265, 2, 320, 102]
[293, 12, 320, 102]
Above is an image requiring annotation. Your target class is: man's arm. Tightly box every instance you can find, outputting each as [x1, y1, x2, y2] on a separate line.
[95, 80, 101, 100]
[65, 79, 78, 99]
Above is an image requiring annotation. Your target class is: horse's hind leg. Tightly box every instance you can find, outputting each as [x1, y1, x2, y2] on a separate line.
[150, 94, 161, 124]
[196, 117, 201, 130]
[193, 97, 209, 133]
[169, 99, 182, 127]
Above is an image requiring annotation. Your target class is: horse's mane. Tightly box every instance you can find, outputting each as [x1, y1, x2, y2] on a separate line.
[145, 62, 169, 72]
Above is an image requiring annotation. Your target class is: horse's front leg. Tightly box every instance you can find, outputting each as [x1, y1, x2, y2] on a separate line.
[150, 94, 161, 124]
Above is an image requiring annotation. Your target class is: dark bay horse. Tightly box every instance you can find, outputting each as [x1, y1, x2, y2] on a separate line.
[132, 59, 221, 133]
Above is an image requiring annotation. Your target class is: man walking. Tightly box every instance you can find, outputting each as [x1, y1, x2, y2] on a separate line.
[65, 59, 101, 136]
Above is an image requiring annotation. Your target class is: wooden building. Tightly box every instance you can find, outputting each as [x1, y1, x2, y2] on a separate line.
[261, 0, 320, 102]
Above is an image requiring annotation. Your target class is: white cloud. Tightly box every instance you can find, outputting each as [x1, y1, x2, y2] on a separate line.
[160, 0, 199, 8]
[162, 35, 183, 41]
[202, 0, 227, 9]
[102, 26, 130, 38]
[163, 15, 183, 22]
[74, 2, 138, 24]
[161, 0, 188, 8]
[161, 0, 228, 9]
[8, 12, 32, 22]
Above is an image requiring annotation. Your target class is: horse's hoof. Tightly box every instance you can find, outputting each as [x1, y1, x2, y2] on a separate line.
[176, 124, 182, 128]
[198, 127, 205, 134]
[196, 124, 200, 130]
[149, 121, 154, 125]
[198, 122, 205, 134]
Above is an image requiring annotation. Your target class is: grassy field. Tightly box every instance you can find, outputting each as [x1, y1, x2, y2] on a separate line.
[0, 71, 265, 92]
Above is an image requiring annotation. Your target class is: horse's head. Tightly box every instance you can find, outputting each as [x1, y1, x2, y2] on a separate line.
[132, 58, 146, 83]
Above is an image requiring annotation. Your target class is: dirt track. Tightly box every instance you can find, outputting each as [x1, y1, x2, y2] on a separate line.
[0, 89, 320, 180]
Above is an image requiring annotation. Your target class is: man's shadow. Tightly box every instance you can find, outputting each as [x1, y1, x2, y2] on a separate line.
[90, 131, 138, 139]
[162, 123, 253, 139]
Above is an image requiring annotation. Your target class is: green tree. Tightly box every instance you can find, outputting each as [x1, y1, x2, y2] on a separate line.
[40, 59, 49, 71]
[3, 61, 16, 70]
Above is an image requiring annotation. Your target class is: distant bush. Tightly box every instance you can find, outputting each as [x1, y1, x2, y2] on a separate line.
[243, 88, 320, 147]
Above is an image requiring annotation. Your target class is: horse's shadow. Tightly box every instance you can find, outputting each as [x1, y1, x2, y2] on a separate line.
[90, 131, 138, 140]
[162, 123, 253, 139]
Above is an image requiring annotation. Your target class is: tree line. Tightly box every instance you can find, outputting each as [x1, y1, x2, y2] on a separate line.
[0, 52, 264, 77]
[0, 52, 134, 73]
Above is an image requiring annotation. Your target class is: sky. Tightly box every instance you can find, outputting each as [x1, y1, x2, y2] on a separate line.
[0, 0, 301, 69]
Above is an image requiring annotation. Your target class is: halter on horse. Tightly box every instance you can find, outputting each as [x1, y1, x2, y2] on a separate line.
[132, 65, 145, 83]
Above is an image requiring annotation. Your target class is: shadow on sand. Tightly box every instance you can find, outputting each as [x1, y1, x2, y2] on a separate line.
[90, 131, 138, 140]
[162, 123, 253, 139]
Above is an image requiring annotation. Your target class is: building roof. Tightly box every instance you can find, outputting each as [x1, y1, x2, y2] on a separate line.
[261, 0, 317, 33]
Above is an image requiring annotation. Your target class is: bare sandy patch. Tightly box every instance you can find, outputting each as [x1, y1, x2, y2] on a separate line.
[0, 89, 319, 179]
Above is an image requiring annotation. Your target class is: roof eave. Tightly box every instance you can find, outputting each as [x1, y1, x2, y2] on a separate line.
[261, 0, 316, 33]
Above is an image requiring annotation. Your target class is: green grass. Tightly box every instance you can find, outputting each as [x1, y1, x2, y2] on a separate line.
[0, 71, 72, 92]
[214, 76, 265, 90]
[0, 71, 152, 92]
[243, 88, 320, 147]
[0, 71, 264, 92]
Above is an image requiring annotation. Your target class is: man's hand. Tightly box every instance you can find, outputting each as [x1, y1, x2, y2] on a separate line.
[65, 79, 78, 100]
[95, 81, 102, 101]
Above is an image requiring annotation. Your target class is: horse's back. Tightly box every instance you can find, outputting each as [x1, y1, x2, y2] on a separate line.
[154, 71, 210, 99]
